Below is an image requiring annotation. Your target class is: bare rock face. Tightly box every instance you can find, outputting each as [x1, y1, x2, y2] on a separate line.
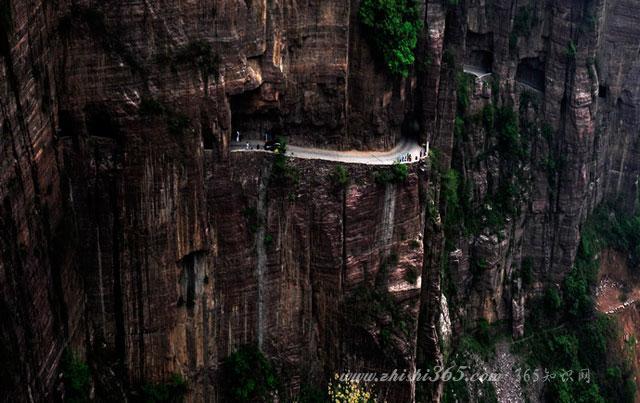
[2, 0, 640, 401]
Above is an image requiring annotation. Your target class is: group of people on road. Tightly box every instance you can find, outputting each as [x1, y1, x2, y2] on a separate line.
[398, 153, 414, 163]
[396, 147, 429, 164]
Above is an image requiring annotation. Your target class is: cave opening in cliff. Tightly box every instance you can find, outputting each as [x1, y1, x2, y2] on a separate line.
[465, 31, 494, 73]
[516, 58, 546, 92]
[179, 258, 196, 310]
[230, 88, 282, 141]
[469, 50, 493, 73]
[178, 252, 206, 310]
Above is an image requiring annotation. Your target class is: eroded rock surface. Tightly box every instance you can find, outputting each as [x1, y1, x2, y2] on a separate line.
[1, 0, 640, 401]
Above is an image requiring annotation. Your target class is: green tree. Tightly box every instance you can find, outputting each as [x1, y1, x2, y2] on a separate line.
[61, 351, 91, 403]
[330, 165, 350, 188]
[142, 373, 188, 403]
[358, 0, 423, 77]
[221, 345, 280, 402]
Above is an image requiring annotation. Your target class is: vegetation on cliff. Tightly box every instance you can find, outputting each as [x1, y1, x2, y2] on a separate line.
[221, 345, 280, 402]
[509, 6, 538, 54]
[374, 162, 409, 184]
[269, 140, 300, 187]
[61, 351, 91, 403]
[141, 374, 188, 403]
[358, 0, 423, 77]
[329, 165, 350, 188]
[517, 205, 638, 403]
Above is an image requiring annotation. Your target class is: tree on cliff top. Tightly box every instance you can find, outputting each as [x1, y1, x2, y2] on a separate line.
[359, 0, 423, 77]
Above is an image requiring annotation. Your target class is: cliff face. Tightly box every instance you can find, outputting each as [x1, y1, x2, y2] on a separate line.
[444, 0, 640, 336]
[1, 0, 640, 401]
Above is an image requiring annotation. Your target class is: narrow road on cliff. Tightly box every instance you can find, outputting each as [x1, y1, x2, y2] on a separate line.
[463, 64, 492, 79]
[230, 138, 429, 166]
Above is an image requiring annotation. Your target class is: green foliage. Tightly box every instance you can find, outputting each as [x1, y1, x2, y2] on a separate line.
[474, 319, 493, 348]
[482, 104, 495, 132]
[512, 7, 534, 37]
[480, 381, 499, 403]
[454, 116, 465, 139]
[581, 11, 597, 33]
[61, 351, 91, 403]
[516, 205, 638, 403]
[519, 90, 540, 113]
[344, 284, 412, 358]
[142, 373, 189, 403]
[358, 0, 423, 77]
[455, 325, 497, 361]
[441, 169, 462, 236]
[509, 6, 537, 54]
[221, 345, 280, 403]
[270, 140, 299, 187]
[490, 74, 500, 102]
[330, 165, 350, 188]
[521, 257, 534, 286]
[264, 234, 273, 247]
[472, 258, 489, 276]
[442, 169, 460, 213]
[562, 265, 594, 319]
[580, 205, 640, 269]
[374, 162, 409, 184]
[548, 375, 604, 403]
[405, 266, 418, 284]
[544, 287, 562, 313]
[603, 366, 637, 403]
[442, 49, 455, 67]
[442, 374, 469, 403]
[566, 41, 577, 59]
[409, 239, 421, 250]
[495, 106, 524, 159]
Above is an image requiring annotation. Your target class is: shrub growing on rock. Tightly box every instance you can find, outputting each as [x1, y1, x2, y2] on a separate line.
[374, 162, 408, 184]
[330, 165, 350, 188]
[221, 345, 280, 402]
[358, 0, 423, 77]
[61, 351, 91, 403]
[141, 373, 188, 403]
